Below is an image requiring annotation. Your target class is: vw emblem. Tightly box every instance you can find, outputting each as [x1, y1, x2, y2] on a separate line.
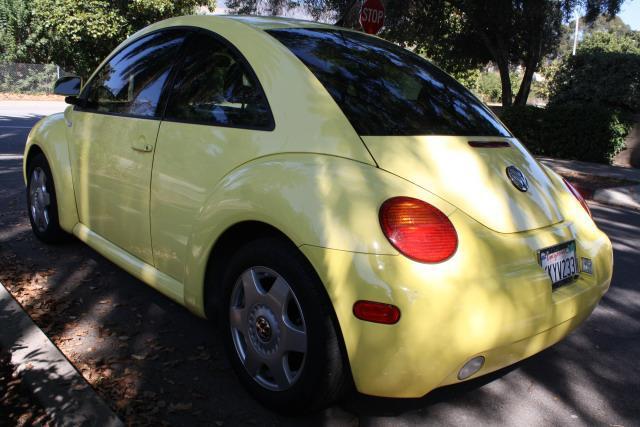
[506, 166, 529, 192]
[255, 316, 272, 342]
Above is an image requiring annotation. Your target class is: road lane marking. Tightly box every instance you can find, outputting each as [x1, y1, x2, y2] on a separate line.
[0, 155, 24, 160]
[0, 126, 33, 129]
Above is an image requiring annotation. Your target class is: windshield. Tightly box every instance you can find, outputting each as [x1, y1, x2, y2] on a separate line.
[267, 28, 510, 137]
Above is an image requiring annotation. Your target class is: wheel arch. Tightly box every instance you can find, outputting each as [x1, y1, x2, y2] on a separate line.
[201, 219, 355, 388]
[203, 220, 291, 319]
[23, 113, 79, 233]
[25, 144, 45, 176]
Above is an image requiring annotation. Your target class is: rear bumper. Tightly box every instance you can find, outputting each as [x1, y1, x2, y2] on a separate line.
[300, 210, 613, 398]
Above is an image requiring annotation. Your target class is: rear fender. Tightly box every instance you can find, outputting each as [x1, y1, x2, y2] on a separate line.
[182, 153, 456, 315]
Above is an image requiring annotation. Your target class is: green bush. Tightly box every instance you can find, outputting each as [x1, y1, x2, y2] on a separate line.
[501, 103, 630, 164]
[549, 32, 640, 115]
[542, 103, 629, 163]
[475, 71, 502, 103]
[549, 51, 640, 115]
[525, 31, 639, 164]
[450, 68, 480, 92]
[474, 71, 525, 104]
[500, 105, 546, 150]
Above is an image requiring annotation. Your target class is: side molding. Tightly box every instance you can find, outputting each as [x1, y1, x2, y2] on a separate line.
[73, 223, 184, 304]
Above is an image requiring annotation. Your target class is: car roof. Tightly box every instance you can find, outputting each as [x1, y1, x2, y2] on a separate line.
[219, 15, 339, 31]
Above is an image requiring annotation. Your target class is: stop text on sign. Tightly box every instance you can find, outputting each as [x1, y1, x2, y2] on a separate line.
[359, 0, 385, 35]
[361, 8, 384, 24]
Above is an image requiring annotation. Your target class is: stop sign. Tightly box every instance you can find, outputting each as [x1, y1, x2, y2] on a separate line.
[359, 0, 385, 35]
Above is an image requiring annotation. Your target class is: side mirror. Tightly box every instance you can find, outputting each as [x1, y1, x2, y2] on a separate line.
[53, 76, 82, 97]
[64, 96, 81, 106]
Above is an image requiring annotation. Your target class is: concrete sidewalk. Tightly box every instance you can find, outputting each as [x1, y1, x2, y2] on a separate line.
[539, 157, 640, 211]
[0, 282, 123, 427]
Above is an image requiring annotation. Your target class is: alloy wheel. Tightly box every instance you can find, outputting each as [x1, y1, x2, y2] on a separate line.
[229, 266, 307, 391]
[29, 167, 51, 232]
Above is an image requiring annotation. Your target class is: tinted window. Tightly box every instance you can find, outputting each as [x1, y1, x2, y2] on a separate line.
[164, 33, 273, 129]
[82, 31, 185, 117]
[268, 29, 510, 137]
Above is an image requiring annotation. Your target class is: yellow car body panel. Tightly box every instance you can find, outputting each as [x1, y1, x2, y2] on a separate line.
[23, 15, 614, 398]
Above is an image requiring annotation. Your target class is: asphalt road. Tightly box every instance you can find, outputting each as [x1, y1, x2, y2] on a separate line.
[1, 102, 639, 426]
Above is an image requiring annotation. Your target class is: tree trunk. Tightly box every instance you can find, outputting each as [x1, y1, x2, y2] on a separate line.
[476, 29, 512, 107]
[514, 60, 536, 106]
[497, 59, 513, 108]
[514, 16, 543, 105]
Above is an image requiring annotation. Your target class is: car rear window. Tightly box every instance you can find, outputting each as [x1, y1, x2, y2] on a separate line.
[267, 28, 510, 137]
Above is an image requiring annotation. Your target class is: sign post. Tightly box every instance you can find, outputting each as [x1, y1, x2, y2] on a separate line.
[359, 0, 385, 35]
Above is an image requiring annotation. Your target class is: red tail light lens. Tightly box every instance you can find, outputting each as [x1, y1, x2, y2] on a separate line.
[353, 300, 401, 324]
[562, 178, 591, 217]
[379, 197, 458, 263]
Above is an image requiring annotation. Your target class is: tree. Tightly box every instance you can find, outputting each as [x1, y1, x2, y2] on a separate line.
[226, 0, 625, 107]
[0, 0, 216, 76]
[557, 15, 632, 57]
[549, 30, 640, 114]
[0, 0, 46, 63]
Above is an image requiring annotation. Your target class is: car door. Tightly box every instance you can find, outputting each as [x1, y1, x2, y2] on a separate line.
[151, 31, 275, 282]
[68, 30, 187, 264]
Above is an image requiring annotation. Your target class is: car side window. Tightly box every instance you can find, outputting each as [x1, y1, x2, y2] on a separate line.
[81, 30, 186, 117]
[164, 33, 273, 129]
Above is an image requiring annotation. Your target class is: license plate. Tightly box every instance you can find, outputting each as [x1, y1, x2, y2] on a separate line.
[539, 241, 578, 288]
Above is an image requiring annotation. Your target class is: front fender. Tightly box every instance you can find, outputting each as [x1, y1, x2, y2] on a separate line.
[183, 154, 457, 314]
[23, 107, 78, 233]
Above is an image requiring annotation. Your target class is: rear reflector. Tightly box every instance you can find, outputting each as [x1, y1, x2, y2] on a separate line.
[353, 300, 401, 324]
[562, 178, 592, 217]
[379, 197, 458, 263]
[468, 141, 510, 148]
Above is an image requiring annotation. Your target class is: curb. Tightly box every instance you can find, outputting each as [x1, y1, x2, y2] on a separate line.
[0, 282, 123, 427]
[592, 184, 640, 212]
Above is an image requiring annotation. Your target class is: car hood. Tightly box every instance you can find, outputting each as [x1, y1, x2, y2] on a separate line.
[362, 135, 564, 234]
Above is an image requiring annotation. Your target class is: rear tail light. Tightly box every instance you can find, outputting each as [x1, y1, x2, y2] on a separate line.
[353, 300, 401, 324]
[379, 197, 458, 263]
[562, 178, 591, 217]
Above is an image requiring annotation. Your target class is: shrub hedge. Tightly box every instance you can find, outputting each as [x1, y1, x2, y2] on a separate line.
[501, 32, 639, 164]
[501, 103, 630, 164]
[549, 51, 640, 115]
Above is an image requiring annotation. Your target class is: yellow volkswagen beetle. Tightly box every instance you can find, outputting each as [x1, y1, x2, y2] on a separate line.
[23, 15, 613, 412]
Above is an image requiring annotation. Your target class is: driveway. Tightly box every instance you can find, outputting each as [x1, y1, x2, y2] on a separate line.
[1, 102, 639, 426]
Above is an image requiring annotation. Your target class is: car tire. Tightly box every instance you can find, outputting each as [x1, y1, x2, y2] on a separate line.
[219, 236, 349, 413]
[26, 153, 66, 243]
